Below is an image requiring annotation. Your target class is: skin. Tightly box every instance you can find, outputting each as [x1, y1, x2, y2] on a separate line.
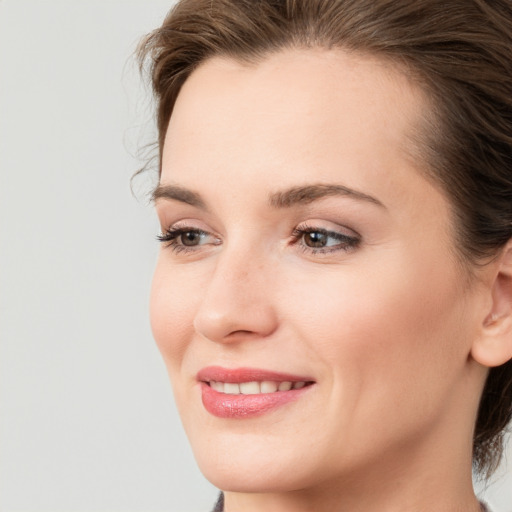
[150, 49, 506, 512]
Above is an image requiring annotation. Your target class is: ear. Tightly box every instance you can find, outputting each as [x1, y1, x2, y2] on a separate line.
[471, 241, 512, 368]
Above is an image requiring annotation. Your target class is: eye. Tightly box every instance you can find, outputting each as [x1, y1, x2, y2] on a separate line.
[302, 231, 337, 248]
[176, 230, 205, 246]
[157, 226, 220, 253]
[292, 225, 360, 254]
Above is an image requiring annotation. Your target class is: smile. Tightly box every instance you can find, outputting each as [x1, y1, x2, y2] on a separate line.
[197, 367, 315, 418]
[208, 380, 307, 394]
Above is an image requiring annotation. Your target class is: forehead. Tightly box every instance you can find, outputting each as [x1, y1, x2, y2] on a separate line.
[162, 49, 428, 185]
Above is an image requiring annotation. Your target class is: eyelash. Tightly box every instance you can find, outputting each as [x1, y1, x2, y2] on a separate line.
[156, 225, 360, 255]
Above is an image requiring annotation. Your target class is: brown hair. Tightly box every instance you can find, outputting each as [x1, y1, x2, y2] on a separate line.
[138, 0, 512, 476]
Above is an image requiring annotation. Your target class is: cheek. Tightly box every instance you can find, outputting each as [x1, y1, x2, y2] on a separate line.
[284, 254, 470, 464]
[149, 258, 198, 372]
[285, 250, 468, 405]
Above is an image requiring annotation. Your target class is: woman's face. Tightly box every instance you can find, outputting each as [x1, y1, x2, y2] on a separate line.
[151, 50, 484, 492]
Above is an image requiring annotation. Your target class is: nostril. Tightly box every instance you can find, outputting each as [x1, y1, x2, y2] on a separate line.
[225, 329, 262, 339]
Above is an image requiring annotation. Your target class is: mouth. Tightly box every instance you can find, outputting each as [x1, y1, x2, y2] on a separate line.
[207, 380, 309, 394]
[197, 366, 315, 418]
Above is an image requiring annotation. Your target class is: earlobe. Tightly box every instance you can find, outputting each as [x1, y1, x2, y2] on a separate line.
[471, 242, 512, 368]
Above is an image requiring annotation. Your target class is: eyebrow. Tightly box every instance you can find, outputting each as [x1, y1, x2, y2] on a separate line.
[152, 184, 208, 210]
[269, 184, 385, 209]
[152, 182, 385, 210]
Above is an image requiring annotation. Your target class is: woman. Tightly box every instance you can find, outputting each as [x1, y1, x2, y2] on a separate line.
[139, 1, 512, 510]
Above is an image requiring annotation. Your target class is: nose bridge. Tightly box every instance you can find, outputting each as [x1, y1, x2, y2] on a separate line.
[193, 241, 277, 343]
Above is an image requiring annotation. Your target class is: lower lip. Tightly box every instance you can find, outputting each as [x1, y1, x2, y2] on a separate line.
[200, 382, 312, 419]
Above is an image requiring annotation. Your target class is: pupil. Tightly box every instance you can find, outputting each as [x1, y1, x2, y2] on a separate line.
[181, 231, 200, 246]
[305, 231, 327, 247]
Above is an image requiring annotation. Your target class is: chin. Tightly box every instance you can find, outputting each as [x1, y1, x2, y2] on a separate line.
[190, 435, 331, 494]
[200, 463, 308, 494]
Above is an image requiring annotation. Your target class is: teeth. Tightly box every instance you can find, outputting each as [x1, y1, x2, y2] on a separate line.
[261, 381, 278, 393]
[209, 380, 307, 394]
[224, 382, 241, 395]
[239, 381, 260, 395]
[210, 381, 224, 392]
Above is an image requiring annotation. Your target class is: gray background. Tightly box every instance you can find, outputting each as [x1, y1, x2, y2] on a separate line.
[0, 1, 510, 511]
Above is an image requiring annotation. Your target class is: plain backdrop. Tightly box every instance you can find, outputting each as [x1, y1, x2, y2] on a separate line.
[0, 1, 511, 511]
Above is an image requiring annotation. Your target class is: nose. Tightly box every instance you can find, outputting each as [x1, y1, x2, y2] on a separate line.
[193, 247, 278, 344]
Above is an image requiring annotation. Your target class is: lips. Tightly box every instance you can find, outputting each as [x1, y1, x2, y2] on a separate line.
[197, 366, 314, 418]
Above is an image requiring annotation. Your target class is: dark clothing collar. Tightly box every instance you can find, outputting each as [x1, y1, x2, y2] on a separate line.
[211, 492, 491, 511]
[211, 492, 224, 512]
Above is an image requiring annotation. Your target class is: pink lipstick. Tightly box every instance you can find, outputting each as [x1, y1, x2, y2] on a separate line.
[197, 366, 314, 419]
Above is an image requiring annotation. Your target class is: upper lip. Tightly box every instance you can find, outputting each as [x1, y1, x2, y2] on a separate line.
[197, 366, 315, 384]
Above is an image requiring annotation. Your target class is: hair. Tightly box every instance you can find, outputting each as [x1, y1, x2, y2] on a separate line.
[138, 0, 512, 476]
